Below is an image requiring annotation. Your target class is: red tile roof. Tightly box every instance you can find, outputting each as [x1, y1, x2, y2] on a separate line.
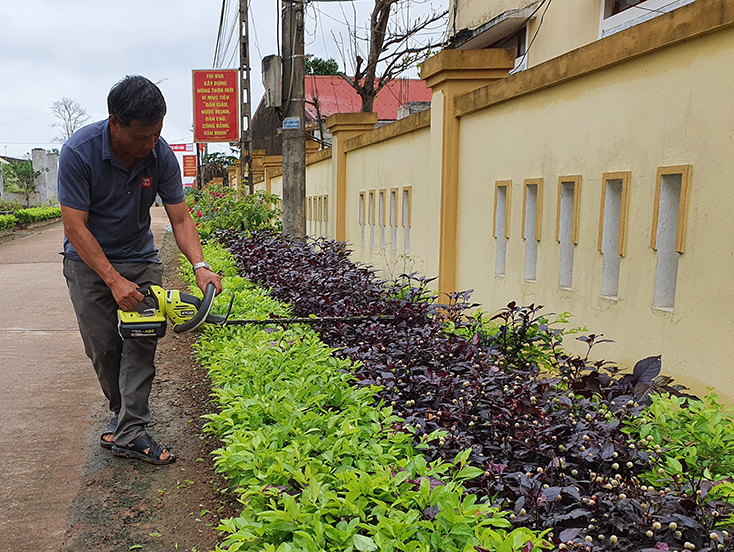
[304, 76, 431, 121]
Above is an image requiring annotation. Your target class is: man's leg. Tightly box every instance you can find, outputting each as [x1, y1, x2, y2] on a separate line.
[112, 262, 165, 449]
[63, 258, 123, 417]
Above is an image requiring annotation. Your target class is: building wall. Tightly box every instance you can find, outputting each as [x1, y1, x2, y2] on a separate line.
[451, 0, 532, 34]
[344, 125, 437, 282]
[296, 0, 733, 400]
[524, 0, 601, 66]
[454, 24, 734, 400]
[305, 155, 333, 239]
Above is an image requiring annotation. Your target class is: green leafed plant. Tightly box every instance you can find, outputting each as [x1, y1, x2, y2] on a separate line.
[14, 206, 61, 224]
[188, 185, 282, 238]
[625, 391, 734, 496]
[181, 243, 551, 552]
[0, 214, 17, 230]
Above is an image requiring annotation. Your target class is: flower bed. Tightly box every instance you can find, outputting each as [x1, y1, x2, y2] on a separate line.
[182, 244, 548, 552]
[209, 230, 734, 551]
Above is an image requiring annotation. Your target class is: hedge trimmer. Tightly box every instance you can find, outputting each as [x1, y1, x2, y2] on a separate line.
[119, 283, 394, 339]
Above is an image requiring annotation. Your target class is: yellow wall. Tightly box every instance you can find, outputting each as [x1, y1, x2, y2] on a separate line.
[305, 155, 333, 239]
[344, 126, 438, 282]
[525, 0, 602, 66]
[451, 0, 602, 66]
[455, 26, 734, 401]
[269, 174, 283, 199]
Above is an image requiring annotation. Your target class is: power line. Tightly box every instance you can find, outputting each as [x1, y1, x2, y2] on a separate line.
[0, 113, 52, 126]
[513, 0, 553, 71]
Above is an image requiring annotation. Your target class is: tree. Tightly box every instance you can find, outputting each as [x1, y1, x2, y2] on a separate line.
[306, 56, 339, 76]
[50, 96, 90, 143]
[1, 159, 42, 207]
[335, 0, 448, 113]
[200, 152, 238, 187]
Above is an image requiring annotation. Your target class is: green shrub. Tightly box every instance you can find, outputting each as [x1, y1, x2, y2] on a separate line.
[0, 214, 17, 230]
[625, 392, 734, 495]
[0, 199, 23, 213]
[182, 244, 550, 552]
[14, 206, 61, 224]
[188, 185, 282, 238]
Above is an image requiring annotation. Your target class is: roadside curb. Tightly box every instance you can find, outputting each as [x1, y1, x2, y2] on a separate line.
[0, 217, 62, 244]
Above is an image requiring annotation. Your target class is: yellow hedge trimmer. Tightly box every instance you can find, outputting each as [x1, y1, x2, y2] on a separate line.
[119, 284, 394, 339]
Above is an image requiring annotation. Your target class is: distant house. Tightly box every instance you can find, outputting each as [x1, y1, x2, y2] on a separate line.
[0, 155, 26, 164]
[251, 76, 432, 156]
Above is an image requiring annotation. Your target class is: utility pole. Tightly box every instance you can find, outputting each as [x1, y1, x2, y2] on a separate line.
[239, 0, 253, 193]
[281, 0, 306, 239]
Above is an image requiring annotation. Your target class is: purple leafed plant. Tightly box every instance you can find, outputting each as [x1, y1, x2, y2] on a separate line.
[218, 230, 734, 550]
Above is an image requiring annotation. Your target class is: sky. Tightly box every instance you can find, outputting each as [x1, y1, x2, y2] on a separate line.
[0, 0, 446, 183]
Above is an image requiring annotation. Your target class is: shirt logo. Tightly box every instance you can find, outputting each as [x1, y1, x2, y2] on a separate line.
[142, 177, 152, 188]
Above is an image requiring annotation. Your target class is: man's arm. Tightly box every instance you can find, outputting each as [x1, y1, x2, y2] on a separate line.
[60, 205, 143, 311]
[163, 201, 223, 294]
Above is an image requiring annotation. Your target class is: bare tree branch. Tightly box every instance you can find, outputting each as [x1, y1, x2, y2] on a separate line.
[330, 0, 448, 113]
[50, 96, 90, 143]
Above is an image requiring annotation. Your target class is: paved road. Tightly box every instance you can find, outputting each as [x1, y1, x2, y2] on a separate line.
[0, 207, 171, 551]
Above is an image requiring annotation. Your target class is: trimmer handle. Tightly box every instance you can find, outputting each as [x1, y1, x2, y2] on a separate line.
[173, 283, 216, 333]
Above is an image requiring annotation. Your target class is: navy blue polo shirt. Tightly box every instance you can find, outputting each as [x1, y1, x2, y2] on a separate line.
[57, 119, 185, 263]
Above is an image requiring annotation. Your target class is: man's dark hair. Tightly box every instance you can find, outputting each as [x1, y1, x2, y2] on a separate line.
[107, 75, 167, 127]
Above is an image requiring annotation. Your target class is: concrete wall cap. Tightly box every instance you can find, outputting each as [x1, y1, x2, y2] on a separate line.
[325, 112, 378, 133]
[421, 49, 516, 81]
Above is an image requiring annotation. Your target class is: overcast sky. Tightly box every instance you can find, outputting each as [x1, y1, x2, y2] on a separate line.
[0, 0, 445, 180]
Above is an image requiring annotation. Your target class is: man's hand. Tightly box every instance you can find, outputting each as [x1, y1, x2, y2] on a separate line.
[195, 267, 223, 296]
[110, 276, 145, 311]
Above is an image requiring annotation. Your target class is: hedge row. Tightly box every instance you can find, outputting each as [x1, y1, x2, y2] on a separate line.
[0, 207, 61, 231]
[0, 214, 16, 230]
[14, 206, 61, 224]
[180, 243, 550, 552]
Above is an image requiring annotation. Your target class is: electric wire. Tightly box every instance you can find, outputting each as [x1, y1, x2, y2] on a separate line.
[250, 2, 263, 62]
[616, 0, 669, 14]
[515, 0, 553, 69]
[212, 0, 227, 66]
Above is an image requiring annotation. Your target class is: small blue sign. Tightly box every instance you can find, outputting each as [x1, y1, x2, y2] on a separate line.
[283, 117, 301, 130]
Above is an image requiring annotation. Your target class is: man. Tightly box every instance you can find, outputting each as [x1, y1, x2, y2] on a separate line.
[58, 75, 222, 465]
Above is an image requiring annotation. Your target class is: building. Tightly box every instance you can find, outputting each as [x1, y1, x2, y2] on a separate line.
[251, 76, 432, 156]
[259, 0, 734, 401]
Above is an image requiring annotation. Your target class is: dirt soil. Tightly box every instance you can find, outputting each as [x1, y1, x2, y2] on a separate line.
[57, 233, 238, 552]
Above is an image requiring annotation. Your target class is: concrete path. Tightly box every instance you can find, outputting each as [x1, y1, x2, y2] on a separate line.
[0, 207, 171, 551]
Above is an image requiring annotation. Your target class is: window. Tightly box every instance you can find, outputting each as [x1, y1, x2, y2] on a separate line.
[390, 188, 398, 252]
[359, 192, 366, 247]
[307, 197, 313, 236]
[598, 172, 630, 299]
[402, 187, 412, 254]
[556, 176, 581, 289]
[651, 165, 691, 310]
[368, 190, 375, 249]
[317, 196, 323, 236]
[496, 26, 528, 73]
[323, 195, 329, 236]
[379, 189, 386, 249]
[522, 179, 542, 281]
[494, 181, 511, 277]
[599, 0, 696, 38]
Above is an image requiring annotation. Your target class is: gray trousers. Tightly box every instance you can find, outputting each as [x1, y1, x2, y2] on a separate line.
[63, 258, 164, 447]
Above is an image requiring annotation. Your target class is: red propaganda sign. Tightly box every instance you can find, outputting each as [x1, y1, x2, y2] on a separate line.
[192, 69, 239, 143]
[183, 155, 197, 178]
[170, 143, 193, 152]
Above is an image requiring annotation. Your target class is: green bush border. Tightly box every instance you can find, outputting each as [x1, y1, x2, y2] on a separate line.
[14, 206, 61, 224]
[181, 243, 550, 552]
[0, 214, 17, 231]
